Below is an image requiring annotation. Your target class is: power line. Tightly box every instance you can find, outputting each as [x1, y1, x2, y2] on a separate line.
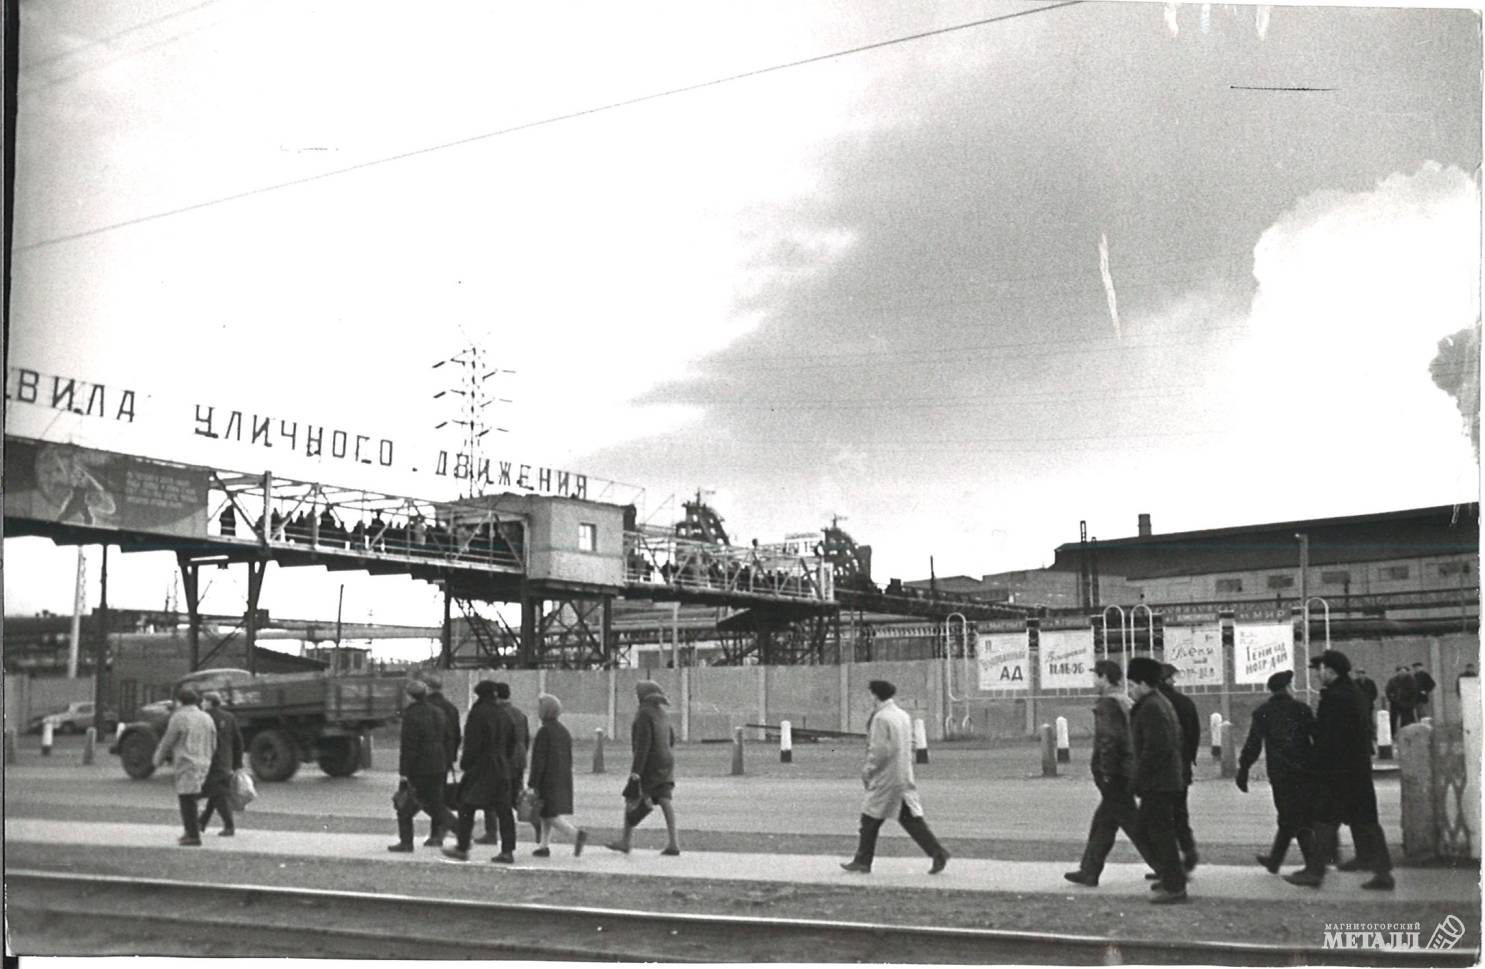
[21, 0, 224, 74]
[15, 1, 1084, 254]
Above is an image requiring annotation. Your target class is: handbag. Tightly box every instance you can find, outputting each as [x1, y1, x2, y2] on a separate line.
[621, 777, 652, 827]
[226, 768, 257, 812]
[516, 787, 542, 823]
[392, 780, 417, 813]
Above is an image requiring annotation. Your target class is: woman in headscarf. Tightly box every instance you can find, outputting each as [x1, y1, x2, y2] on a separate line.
[526, 693, 588, 856]
[607, 680, 679, 855]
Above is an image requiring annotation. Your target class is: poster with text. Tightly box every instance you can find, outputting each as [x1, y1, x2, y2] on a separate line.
[1234, 622, 1295, 685]
[1038, 628, 1096, 690]
[1163, 625, 1225, 687]
[976, 632, 1029, 690]
[4, 437, 209, 539]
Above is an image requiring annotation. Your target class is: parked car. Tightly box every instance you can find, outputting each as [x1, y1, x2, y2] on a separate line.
[35, 701, 113, 735]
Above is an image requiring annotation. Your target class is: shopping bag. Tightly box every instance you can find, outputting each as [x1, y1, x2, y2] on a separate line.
[227, 768, 257, 811]
[392, 780, 417, 813]
[516, 787, 542, 824]
[621, 777, 651, 827]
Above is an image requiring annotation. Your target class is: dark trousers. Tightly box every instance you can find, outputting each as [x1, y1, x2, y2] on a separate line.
[1135, 792, 1186, 892]
[851, 805, 945, 867]
[1267, 778, 1314, 868]
[485, 773, 525, 839]
[1079, 779, 1155, 877]
[396, 773, 449, 845]
[457, 803, 513, 853]
[199, 790, 235, 832]
[177, 795, 201, 840]
[1173, 785, 1198, 867]
[1307, 820, 1392, 876]
[1390, 706, 1416, 737]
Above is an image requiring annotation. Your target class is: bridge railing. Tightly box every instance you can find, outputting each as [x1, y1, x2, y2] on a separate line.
[623, 529, 833, 602]
[205, 472, 526, 573]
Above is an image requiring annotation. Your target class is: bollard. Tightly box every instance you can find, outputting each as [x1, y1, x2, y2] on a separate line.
[1376, 709, 1393, 760]
[593, 728, 606, 773]
[1055, 716, 1071, 764]
[82, 727, 96, 765]
[1396, 723, 1437, 861]
[4, 727, 17, 766]
[780, 720, 793, 764]
[731, 726, 745, 776]
[1040, 723, 1057, 777]
[1219, 722, 1238, 779]
[1210, 712, 1223, 761]
[41, 721, 54, 757]
[359, 733, 373, 770]
[913, 718, 929, 764]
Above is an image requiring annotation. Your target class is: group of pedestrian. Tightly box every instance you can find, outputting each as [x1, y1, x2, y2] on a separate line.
[389, 674, 684, 863]
[152, 688, 244, 845]
[1063, 659, 1199, 903]
[1384, 663, 1436, 734]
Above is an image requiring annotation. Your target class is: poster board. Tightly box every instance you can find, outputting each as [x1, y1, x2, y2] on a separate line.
[1234, 622, 1294, 685]
[1038, 628, 1096, 690]
[1164, 624, 1225, 687]
[976, 631, 1029, 691]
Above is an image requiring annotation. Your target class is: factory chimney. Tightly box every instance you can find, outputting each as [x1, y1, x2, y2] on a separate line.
[1137, 513, 1152, 538]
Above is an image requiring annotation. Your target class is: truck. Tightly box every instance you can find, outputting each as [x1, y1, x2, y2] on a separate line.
[110, 667, 405, 782]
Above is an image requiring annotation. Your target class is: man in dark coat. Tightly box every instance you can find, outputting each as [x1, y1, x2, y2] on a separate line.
[1127, 657, 1188, 904]
[389, 680, 453, 852]
[479, 682, 533, 845]
[607, 680, 680, 855]
[420, 672, 462, 772]
[1385, 666, 1418, 736]
[1284, 649, 1395, 891]
[1237, 670, 1317, 872]
[1412, 663, 1436, 719]
[1158, 663, 1201, 872]
[1354, 668, 1379, 752]
[1065, 661, 1155, 887]
[443, 679, 518, 863]
[197, 691, 244, 836]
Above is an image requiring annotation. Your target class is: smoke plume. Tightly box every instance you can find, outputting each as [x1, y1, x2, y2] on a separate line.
[1429, 326, 1481, 458]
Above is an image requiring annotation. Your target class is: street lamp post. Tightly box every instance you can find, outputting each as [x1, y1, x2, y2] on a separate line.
[1296, 532, 1310, 699]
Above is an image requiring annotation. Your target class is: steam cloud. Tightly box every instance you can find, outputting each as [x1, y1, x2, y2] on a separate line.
[1429, 326, 1481, 457]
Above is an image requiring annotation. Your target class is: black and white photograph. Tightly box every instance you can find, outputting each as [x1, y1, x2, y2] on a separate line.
[3, 0, 1481, 963]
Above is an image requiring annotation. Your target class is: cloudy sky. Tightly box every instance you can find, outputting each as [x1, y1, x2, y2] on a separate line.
[6, 0, 1481, 644]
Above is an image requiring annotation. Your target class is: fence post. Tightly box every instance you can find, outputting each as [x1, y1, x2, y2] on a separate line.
[1055, 716, 1070, 764]
[1397, 723, 1437, 862]
[731, 726, 745, 776]
[593, 728, 606, 774]
[780, 720, 793, 763]
[1220, 722, 1238, 779]
[1040, 723, 1057, 777]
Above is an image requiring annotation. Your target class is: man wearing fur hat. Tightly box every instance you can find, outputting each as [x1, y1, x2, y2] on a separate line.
[1126, 657, 1188, 903]
[1237, 670, 1317, 873]
[444, 679, 519, 863]
[1284, 649, 1395, 890]
[389, 679, 453, 852]
[607, 680, 679, 855]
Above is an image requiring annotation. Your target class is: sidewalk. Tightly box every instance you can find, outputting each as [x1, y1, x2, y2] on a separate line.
[8, 818, 1475, 904]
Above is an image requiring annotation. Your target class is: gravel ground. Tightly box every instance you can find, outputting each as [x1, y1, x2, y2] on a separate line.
[8, 841, 1472, 953]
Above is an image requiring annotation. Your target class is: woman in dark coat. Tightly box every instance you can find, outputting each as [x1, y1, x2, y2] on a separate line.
[443, 679, 517, 863]
[526, 693, 588, 857]
[606, 680, 679, 855]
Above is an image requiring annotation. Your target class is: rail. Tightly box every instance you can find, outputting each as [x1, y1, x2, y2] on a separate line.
[8, 870, 1476, 966]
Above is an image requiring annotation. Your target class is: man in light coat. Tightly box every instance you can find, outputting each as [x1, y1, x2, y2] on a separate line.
[840, 680, 949, 875]
[152, 686, 217, 847]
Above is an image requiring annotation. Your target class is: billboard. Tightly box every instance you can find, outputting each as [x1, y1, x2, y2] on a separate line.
[1038, 628, 1096, 690]
[5, 438, 209, 539]
[1234, 622, 1295, 685]
[976, 631, 1029, 690]
[1164, 624, 1225, 687]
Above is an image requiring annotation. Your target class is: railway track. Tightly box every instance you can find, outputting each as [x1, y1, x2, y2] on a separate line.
[8, 869, 1479, 965]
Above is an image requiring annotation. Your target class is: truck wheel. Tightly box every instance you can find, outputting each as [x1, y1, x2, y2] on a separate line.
[317, 737, 361, 778]
[249, 730, 300, 782]
[119, 731, 156, 780]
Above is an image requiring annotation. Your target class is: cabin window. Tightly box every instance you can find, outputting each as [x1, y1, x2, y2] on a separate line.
[578, 522, 597, 552]
[1439, 561, 1472, 577]
[1381, 565, 1410, 581]
[1215, 578, 1243, 594]
[1267, 575, 1295, 590]
[1321, 570, 1351, 585]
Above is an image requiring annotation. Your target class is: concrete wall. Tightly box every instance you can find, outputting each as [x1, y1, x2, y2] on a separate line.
[5, 675, 94, 731]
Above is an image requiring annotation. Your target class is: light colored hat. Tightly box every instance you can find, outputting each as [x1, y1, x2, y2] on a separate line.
[404, 679, 428, 697]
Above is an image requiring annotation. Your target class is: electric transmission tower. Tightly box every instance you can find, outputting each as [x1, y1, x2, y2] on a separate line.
[432, 344, 515, 499]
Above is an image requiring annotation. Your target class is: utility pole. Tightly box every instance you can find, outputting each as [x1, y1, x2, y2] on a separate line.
[1297, 532, 1310, 699]
[67, 547, 86, 679]
[92, 545, 110, 734]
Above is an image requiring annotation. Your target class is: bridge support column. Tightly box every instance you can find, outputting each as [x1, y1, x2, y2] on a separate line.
[177, 552, 202, 671]
[440, 584, 453, 670]
[519, 582, 539, 668]
[602, 596, 613, 667]
[244, 558, 267, 675]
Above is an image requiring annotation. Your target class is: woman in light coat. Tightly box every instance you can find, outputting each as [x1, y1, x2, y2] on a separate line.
[840, 679, 948, 874]
[152, 687, 218, 846]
